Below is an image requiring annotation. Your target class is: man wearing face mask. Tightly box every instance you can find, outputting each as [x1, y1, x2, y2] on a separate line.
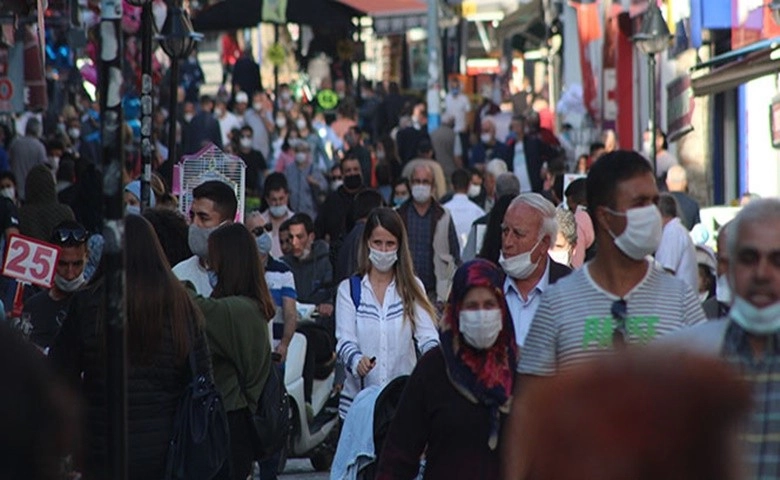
[502, 151, 706, 479]
[284, 142, 327, 221]
[703, 221, 735, 319]
[468, 119, 510, 169]
[244, 91, 274, 160]
[236, 125, 267, 196]
[315, 156, 366, 246]
[397, 164, 461, 304]
[213, 98, 241, 148]
[23, 221, 88, 351]
[343, 126, 372, 183]
[260, 173, 294, 258]
[657, 199, 780, 478]
[172, 180, 237, 296]
[499, 193, 571, 348]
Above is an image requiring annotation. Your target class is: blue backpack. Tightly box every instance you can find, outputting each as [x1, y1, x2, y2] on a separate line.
[348, 274, 361, 310]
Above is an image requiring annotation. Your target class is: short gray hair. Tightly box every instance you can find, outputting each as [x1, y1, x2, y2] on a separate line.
[727, 198, 780, 262]
[510, 193, 558, 241]
[555, 208, 577, 247]
[495, 173, 520, 199]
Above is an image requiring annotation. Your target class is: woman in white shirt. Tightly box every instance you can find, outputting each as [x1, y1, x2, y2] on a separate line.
[336, 207, 439, 419]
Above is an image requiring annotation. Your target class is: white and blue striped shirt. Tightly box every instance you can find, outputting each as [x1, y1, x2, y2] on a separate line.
[336, 274, 439, 419]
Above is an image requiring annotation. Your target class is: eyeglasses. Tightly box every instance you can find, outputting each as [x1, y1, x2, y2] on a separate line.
[251, 224, 273, 236]
[611, 299, 627, 349]
[53, 227, 88, 244]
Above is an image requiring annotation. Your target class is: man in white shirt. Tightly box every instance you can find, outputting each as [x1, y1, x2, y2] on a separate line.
[258, 172, 295, 258]
[443, 168, 485, 252]
[655, 193, 699, 291]
[214, 98, 242, 147]
[444, 79, 471, 147]
[172, 180, 237, 295]
[500, 193, 571, 347]
[244, 91, 274, 159]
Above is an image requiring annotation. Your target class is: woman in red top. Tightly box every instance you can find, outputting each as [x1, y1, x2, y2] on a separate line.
[220, 31, 241, 86]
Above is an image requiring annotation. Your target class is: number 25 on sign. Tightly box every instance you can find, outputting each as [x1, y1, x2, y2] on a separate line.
[2, 235, 61, 288]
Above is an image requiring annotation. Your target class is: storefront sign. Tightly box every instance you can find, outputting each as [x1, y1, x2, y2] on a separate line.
[770, 95, 780, 148]
[666, 74, 695, 142]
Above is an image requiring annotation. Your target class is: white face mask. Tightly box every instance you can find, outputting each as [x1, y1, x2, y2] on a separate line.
[0, 186, 15, 200]
[376, 150, 386, 161]
[499, 238, 542, 280]
[269, 204, 288, 218]
[730, 297, 780, 335]
[716, 274, 733, 304]
[68, 128, 81, 140]
[275, 117, 287, 128]
[253, 102, 263, 111]
[605, 205, 663, 261]
[294, 152, 308, 164]
[642, 140, 653, 156]
[330, 180, 344, 191]
[239, 137, 252, 149]
[184, 113, 194, 122]
[459, 309, 503, 350]
[295, 118, 307, 130]
[467, 184, 481, 198]
[54, 273, 86, 293]
[548, 248, 570, 266]
[369, 247, 397, 273]
[411, 184, 432, 203]
[480, 133, 492, 144]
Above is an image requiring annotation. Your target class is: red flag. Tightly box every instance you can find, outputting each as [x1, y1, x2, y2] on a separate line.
[570, 0, 601, 119]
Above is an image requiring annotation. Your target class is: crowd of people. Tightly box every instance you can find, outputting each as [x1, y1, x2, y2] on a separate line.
[0, 65, 778, 480]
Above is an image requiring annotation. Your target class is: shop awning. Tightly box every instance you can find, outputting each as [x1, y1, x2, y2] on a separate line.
[192, 0, 360, 31]
[495, 0, 544, 50]
[334, 0, 456, 36]
[690, 37, 780, 97]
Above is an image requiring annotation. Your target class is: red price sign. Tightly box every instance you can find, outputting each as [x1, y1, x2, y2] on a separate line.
[2, 235, 61, 288]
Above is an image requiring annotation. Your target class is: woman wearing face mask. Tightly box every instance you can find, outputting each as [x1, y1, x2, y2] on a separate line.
[376, 259, 517, 479]
[335, 207, 439, 420]
[189, 223, 274, 480]
[390, 178, 410, 209]
[273, 126, 301, 173]
[297, 113, 331, 172]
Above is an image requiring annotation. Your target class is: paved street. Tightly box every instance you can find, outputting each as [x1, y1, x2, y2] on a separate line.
[278, 459, 329, 479]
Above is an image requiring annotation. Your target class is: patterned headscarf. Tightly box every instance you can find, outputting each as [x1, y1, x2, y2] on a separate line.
[439, 259, 518, 450]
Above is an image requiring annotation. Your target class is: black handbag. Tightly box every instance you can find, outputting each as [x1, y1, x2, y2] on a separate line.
[164, 325, 230, 480]
[237, 361, 291, 461]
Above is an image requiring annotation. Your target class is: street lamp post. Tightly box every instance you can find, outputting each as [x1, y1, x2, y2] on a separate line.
[98, 0, 127, 477]
[126, 0, 154, 210]
[156, 2, 202, 171]
[632, 2, 671, 177]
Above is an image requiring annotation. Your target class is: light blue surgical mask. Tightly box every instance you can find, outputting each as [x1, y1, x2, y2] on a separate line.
[730, 296, 780, 335]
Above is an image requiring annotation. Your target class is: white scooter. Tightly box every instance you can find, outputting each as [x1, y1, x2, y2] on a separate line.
[277, 306, 341, 472]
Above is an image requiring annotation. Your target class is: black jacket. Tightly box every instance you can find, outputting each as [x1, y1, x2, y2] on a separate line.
[49, 281, 212, 480]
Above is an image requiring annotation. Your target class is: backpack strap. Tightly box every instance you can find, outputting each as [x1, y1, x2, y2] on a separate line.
[349, 274, 361, 311]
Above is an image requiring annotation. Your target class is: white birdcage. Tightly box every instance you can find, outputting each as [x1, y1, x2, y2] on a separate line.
[173, 143, 246, 223]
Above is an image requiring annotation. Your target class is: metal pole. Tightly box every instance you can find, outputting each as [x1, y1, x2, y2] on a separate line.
[274, 24, 279, 106]
[98, 0, 127, 477]
[426, 0, 441, 130]
[648, 52, 657, 177]
[167, 58, 179, 166]
[140, 2, 153, 209]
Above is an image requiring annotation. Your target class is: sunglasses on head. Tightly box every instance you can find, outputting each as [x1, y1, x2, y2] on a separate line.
[611, 299, 627, 349]
[53, 227, 88, 244]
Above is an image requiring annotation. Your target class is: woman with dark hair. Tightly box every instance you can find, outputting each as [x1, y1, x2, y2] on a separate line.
[50, 214, 213, 479]
[376, 259, 518, 479]
[142, 207, 192, 267]
[477, 194, 515, 264]
[390, 177, 410, 208]
[191, 222, 274, 480]
[335, 207, 439, 419]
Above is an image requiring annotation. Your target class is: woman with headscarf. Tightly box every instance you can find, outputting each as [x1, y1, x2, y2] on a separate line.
[375, 259, 517, 479]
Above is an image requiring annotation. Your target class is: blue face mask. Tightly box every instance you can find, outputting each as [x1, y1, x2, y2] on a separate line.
[393, 196, 409, 207]
[208, 270, 218, 289]
[125, 205, 141, 216]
